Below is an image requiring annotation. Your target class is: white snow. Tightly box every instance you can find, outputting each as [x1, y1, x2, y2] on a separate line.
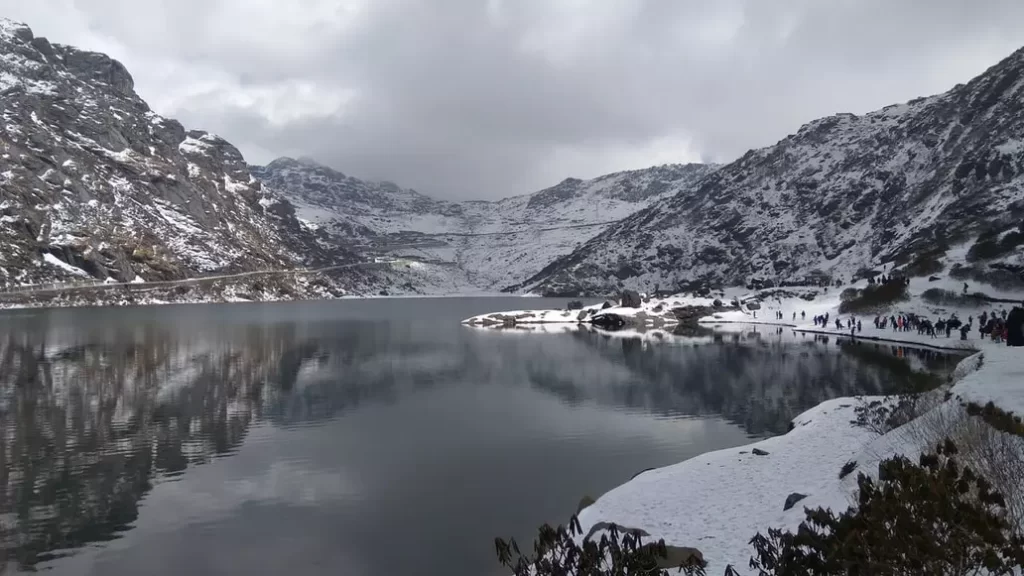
[462, 296, 720, 326]
[178, 136, 210, 156]
[223, 175, 249, 194]
[578, 398, 877, 575]
[41, 253, 90, 277]
[580, 346, 1023, 574]
[571, 277, 1024, 574]
[996, 139, 1024, 156]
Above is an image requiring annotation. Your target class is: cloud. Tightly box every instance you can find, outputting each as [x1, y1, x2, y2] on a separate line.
[4, 0, 1024, 199]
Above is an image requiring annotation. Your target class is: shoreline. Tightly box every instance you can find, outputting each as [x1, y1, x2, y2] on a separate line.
[462, 282, 1021, 573]
[575, 345, 1016, 574]
[702, 319, 980, 352]
[0, 291, 536, 313]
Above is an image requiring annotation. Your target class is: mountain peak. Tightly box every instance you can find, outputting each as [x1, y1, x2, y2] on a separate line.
[0, 18, 32, 43]
[519, 42, 1024, 296]
[0, 17, 136, 98]
[265, 156, 341, 174]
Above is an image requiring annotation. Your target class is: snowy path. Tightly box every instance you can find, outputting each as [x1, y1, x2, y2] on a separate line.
[0, 260, 394, 296]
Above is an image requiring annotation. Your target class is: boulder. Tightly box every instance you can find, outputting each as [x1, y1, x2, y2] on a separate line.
[752, 448, 769, 456]
[653, 546, 705, 570]
[591, 313, 627, 329]
[620, 289, 642, 308]
[713, 298, 723, 308]
[783, 492, 808, 511]
[672, 306, 716, 324]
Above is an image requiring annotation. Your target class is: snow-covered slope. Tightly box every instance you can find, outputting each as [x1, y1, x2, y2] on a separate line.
[519, 46, 1024, 296]
[0, 18, 384, 299]
[254, 158, 718, 290]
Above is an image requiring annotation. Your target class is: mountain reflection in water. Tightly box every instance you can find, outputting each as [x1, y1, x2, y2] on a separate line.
[0, 301, 963, 575]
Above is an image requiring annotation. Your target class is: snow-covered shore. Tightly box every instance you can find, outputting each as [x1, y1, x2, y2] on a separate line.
[575, 342, 1019, 574]
[460, 295, 723, 328]
[465, 268, 1023, 573]
[568, 282, 1023, 573]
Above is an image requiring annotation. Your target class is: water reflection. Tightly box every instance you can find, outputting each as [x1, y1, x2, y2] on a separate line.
[0, 306, 963, 573]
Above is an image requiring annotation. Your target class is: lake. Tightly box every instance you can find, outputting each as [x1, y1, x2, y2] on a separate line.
[0, 298, 962, 575]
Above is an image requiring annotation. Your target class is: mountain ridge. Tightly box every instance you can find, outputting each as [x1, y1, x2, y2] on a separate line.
[253, 156, 719, 290]
[4, 13, 1023, 304]
[515, 43, 1024, 296]
[0, 17, 394, 303]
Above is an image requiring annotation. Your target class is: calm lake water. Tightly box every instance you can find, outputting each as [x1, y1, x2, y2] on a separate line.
[0, 298, 962, 576]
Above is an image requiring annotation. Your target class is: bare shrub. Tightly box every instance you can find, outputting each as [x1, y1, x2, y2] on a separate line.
[750, 440, 1024, 576]
[899, 403, 1024, 531]
[853, 387, 947, 436]
[921, 288, 992, 308]
[495, 516, 709, 576]
[838, 282, 909, 314]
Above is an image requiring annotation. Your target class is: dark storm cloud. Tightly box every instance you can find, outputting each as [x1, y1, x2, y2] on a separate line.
[5, 0, 1024, 199]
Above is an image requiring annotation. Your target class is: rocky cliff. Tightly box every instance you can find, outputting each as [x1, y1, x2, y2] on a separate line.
[0, 18, 381, 302]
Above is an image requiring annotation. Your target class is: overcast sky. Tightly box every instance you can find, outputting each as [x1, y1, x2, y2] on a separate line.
[4, 0, 1024, 199]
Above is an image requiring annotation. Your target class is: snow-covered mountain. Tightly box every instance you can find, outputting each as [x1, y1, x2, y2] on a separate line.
[518, 45, 1024, 296]
[7, 12, 1022, 304]
[0, 18, 388, 300]
[254, 158, 717, 290]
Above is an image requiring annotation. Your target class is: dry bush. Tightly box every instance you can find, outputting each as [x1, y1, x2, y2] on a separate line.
[495, 516, 710, 576]
[750, 440, 1024, 576]
[853, 387, 948, 436]
[898, 402, 1024, 532]
[838, 282, 909, 313]
[921, 288, 993, 308]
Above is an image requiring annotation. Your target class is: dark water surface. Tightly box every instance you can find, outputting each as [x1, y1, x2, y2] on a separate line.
[0, 298, 962, 575]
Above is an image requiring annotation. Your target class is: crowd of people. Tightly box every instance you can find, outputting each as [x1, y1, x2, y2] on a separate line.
[796, 307, 1021, 344]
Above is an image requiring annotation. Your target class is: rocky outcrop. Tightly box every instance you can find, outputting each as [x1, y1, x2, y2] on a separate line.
[620, 289, 642, 308]
[783, 492, 808, 511]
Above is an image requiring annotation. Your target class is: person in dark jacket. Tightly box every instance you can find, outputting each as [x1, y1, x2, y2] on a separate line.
[1007, 306, 1024, 347]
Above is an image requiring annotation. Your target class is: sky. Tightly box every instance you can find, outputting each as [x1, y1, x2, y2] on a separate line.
[4, 0, 1024, 200]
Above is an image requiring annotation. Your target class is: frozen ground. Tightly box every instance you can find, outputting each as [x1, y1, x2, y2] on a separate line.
[567, 273, 1023, 573]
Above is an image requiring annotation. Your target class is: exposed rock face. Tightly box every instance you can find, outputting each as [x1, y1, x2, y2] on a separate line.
[620, 289, 642, 308]
[783, 492, 808, 511]
[672, 306, 722, 325]
[0, 18, 375, 298]
[518, 46, 1024, 296]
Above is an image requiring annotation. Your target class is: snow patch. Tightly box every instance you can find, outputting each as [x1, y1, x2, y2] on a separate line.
[41, 253, 90, 278]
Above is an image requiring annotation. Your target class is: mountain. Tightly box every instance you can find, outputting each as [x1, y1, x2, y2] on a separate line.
[254, 158, 718, 290]
[0, 18, 385, 302]
[517, 46, 1024, 296]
